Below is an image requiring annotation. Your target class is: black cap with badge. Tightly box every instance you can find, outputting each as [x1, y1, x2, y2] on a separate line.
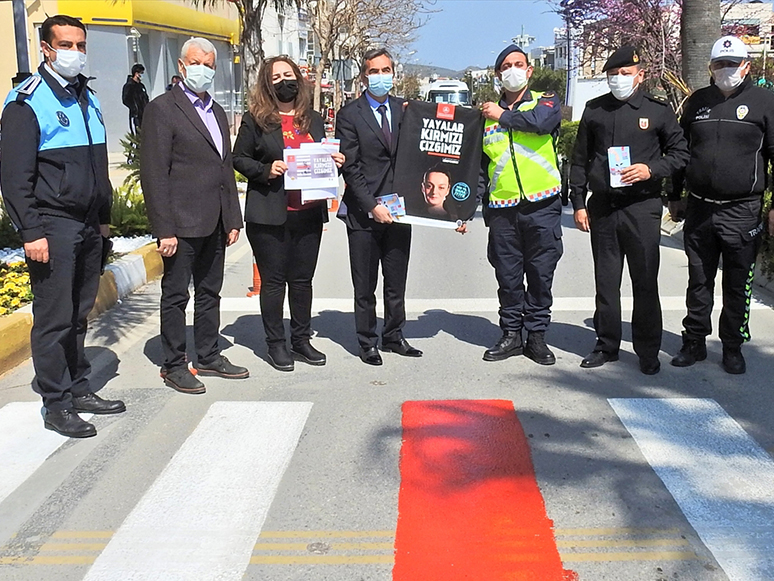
[602, 46, 642, 72]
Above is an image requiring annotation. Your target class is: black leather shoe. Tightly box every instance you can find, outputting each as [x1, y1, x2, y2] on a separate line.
[163, 368, 206, 394]
[670, 332, 707, 367]
[291, 342, 327, 366]
[580, 350, 619, 368]
[483, 331, 523, 361]
[72, 393, 126, 415]
[195, 355, 249, 379]
[639, 357, 661, 375]
[382, 338, 422, 357]
[722, 345, 746, 374]
[44, 409, 97, 438]
[524, 331, 556, 365]
[359, 346, 383, 366]
[267, 344, 294, 372]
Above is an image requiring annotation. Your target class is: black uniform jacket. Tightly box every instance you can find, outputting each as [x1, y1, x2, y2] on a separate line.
[232, 110, 328, 226]
[140, 84, 243, 239]
[0, 64, 111, 242]
[672, 77, 774, 202]
[569, 88, 690, 210]
[335, 93, 404, 231]
[122, 77, 149, 119]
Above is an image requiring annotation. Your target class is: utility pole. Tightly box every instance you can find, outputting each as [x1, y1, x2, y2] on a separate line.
[12, 0, 31, 86]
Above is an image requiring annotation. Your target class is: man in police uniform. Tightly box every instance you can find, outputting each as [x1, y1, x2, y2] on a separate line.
[478, 44, 563, 366]
[0, 15, 125, 437]
[569, 46, 689, 375]
[669, 36, 774, 374]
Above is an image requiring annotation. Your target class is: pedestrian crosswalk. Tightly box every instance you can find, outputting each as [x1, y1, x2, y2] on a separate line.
[1, 397, 772, 579]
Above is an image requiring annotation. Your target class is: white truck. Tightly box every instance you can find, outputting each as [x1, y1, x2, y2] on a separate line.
[425, 79, 471, 107]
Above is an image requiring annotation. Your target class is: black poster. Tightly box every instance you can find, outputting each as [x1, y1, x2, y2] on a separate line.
[394, 101, 483, 226]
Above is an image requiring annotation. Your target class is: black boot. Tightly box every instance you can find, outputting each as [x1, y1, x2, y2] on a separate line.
[72, 393, 126, 414]
[267, 343, 294, 372]
[722, 345, 746, 374]
[524, 331, 556, 365]
[483, 331, 523, 361]
[670, 332, 707, 367]
[44, 409, 97, 438]
[291, 342, 327, 366]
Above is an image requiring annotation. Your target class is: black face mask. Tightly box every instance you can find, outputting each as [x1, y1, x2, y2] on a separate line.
[274, 79, 299, 103]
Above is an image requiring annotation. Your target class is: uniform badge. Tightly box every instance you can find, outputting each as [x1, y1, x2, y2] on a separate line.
[737, 105, 749, 120]
[639, 117, 649, 130]
[56, 111, 70, 127]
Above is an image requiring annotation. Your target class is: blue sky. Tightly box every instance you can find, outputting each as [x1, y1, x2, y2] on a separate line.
[407, 0, 563, 71]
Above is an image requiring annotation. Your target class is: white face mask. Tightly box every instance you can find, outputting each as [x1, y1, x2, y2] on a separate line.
[607, 74, 637, 101]
[183, 63, 216, 94]
[501, 67, 528, 93]
[50, 48, 87, 79]
[712, 66, 745, 92]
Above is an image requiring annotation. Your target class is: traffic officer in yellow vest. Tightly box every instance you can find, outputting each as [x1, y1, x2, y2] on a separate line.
[478, 44, 563, 365]
[569, 46, 689, 375]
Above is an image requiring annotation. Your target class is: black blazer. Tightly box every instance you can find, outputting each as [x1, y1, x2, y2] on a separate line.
[232, 110, 328, 226]
[335, 94, 404, 231]
[140, 84, 243, 238]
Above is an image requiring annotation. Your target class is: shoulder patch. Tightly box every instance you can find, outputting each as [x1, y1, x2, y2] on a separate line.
[15, 75, 41, 99]
[645, 93, 668, 105]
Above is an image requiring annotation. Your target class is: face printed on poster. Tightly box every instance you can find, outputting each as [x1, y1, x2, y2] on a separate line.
[394, 102, 483, 224]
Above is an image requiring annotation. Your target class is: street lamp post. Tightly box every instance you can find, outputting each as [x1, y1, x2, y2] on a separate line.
[11, 0, 31, 86]
[560, 0, 576, 107]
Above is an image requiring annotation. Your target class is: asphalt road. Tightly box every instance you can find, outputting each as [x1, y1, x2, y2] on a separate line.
[1, 206, 773, 581]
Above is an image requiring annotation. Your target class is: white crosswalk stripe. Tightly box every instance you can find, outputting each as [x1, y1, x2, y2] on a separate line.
[82, 401, 312, 581]
[610, 398, 774, 581]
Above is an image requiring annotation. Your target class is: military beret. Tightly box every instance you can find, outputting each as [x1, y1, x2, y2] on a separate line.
[602, 46, 642, 72]
[495, 44, 528, 71]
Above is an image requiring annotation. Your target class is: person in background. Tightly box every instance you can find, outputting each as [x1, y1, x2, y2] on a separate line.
[0, 15, 125, 438]
[166, 74, 182, 91]
[233, 56, 344, 372]
[122, 63, 149, 134]
[141, 37, 248, 394]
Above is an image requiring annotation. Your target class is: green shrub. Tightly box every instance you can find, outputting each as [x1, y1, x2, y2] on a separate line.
[235, 169, 247, 183]
[110, 183, 151, 237]
[118, 131, 141, 189]
[759, 190, 774, 281]
[0, 199, 22, 249]
[557, 120, 579, 161]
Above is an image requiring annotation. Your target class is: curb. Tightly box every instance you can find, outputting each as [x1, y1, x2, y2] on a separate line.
[0, 242, 162, 376]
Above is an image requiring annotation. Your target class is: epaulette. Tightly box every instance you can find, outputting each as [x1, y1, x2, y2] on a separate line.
[645, 93, 668, 105]
[15, 75, 41, 101]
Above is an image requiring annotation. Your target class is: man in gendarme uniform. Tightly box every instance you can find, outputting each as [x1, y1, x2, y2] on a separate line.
[478, 44, 563, 366]
[569, 46, 689, 375]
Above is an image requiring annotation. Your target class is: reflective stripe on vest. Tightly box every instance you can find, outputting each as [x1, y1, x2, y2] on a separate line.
[483, 91, 561, 207]
[3, 73, 106, 153]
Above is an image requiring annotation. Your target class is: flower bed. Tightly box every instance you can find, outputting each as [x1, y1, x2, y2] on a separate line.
[0, 262, 32, 316]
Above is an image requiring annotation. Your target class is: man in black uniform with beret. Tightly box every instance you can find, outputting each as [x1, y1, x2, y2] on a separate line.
[569, 46, 689, 374]
[669, 36, 774, 374]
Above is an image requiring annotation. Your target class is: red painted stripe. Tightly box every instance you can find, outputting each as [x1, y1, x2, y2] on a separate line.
[394, 400, 577, 581]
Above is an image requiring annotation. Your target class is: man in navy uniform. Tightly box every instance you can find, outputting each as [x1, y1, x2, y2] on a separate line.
[1, 15, 126, 437]
[570, 46, 689, 374]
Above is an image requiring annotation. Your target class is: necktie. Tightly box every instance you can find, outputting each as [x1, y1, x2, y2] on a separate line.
[377, 104, 391, 147]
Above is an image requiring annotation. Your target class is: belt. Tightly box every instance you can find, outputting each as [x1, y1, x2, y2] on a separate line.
[689, 192, 760, 205]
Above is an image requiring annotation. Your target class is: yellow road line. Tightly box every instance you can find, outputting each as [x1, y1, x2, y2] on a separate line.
[40, 543, 107, 552]
[555, 527, 681, 536]
[557, 539, 691, 548]
[561, 551, 698, 562]
[50, 531, 113, 539]
[258, 531, 394, 539]
[0, 555, 95, 565]
[254, 542, 393, 551]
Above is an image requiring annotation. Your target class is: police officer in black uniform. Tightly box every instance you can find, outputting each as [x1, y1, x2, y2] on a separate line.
[1, 15, 126, 438]
[570, 46, 689, 375]
[669, 36, 774, 375]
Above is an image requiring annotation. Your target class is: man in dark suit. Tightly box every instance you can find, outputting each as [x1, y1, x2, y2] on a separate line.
[335, 48, 422, 365]
[141, 37, 247, 394]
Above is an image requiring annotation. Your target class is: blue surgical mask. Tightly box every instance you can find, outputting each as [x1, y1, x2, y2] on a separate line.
[184, 64, 216, 94]
[368, 74, 393, 98]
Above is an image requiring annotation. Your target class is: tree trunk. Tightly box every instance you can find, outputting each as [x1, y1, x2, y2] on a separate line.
[681, 0, 720, 92]
[314, 59, 326, 112]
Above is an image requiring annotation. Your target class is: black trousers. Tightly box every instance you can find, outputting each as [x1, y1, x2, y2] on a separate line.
[160, 225, 225, 372]
[245, 210, 323, 346]
[587, 195, 662, 359]
[486, 196, 563, 334]
[27, 216, 102, 411]
[682, 196, 763, 347]
[347, 223, 412, 350]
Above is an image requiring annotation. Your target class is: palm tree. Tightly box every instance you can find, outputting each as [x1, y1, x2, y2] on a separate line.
[681, 0, 720, 92]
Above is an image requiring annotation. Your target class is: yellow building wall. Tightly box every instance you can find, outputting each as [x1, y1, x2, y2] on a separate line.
[0, 0, 238, 96]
